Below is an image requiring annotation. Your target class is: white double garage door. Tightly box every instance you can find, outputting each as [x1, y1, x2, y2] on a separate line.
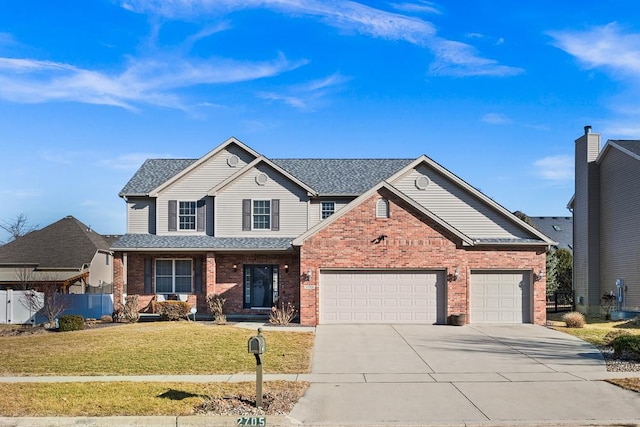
[320, 270, 532, 324]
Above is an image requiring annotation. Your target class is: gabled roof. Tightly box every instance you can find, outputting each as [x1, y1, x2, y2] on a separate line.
[387, 155, 556, 245]
[208, 156, 317, 196]
[119, 159, 197, 197]
[599, 140, 640, 163]
[0, 216, 113, 269]
[111, 234, 294, 252]
[294, 181, 475, 247]
[118, 137, 259, 197]
[529, 216, 573, 251]
[271, 159, 413, 195]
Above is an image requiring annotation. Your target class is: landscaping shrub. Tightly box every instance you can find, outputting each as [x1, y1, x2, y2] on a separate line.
[58, 315, 85, 332]
[269, 301, 297, 325]
[612, 335, 640, 360]
[122, 295, 140, 323]
[603, 330, 631, 345]
[100, 315, 113, 323]
[562, 311, 586, 328]
[206, 294, 227, 325]
[156, 301, 191, 321]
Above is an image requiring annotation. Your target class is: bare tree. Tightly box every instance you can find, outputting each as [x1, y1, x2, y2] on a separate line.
[21, 281, 69, 328]
[1, 213, 38, 244]
[14, 266, 36, 290]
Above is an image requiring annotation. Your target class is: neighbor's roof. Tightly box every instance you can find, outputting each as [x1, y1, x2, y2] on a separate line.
[0, 216, 114, 268]
[529, 216, 573, 251]
[120, 157, 413, 197]
[111, 234, 294, 251]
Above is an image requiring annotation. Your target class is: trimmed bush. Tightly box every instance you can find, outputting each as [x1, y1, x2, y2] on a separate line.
[604, 330, 631, 345]
[562, 311, 586, 328]
[206, 294, 227, 325]
[58, 315, 85, 332]
[156, 301, 191, 321]
[612, 335, 640, 360]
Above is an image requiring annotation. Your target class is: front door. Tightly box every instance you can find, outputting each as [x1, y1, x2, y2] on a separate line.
[244, 265, 279, 309]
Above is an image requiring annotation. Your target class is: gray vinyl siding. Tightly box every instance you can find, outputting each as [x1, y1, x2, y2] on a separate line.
[308, 198, 354, 228]
[215, 163, 310, 237]
[157, 146, 254, 235]
[599, 148, 640, 311]
[573, 132, 601, 315]
[127, 198, 156, 234]
[392, 165, 531, 239]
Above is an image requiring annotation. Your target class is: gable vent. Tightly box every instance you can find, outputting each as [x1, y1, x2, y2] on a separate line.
[415, 175, 430, 190]
[227, 155, 240, 167]
[255, 172, 268, 186]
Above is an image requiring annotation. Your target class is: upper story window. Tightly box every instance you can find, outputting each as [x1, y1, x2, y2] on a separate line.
[376, 198, 390, 218]
[168, 199, 205, 232]
[321, 201, 335, 220]
[179, 201, 196, 230]
[253, 200, 271, 229]
[242, 199, 280, 231]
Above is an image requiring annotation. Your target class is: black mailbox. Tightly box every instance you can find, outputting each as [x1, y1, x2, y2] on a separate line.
[248, 334, 266, 355]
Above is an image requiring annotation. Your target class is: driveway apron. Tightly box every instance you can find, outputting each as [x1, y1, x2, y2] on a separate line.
[290, 324, 640, 425]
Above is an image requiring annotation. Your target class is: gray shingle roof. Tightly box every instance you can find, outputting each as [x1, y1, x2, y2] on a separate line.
[119, 159, 197, 196]
[120, 157, 414, 197]
[271, 159, 413, 195]
[611, 140, 640, 156]
[0, 216, 113, 268]
[530, 216, 572, 251]
[111, 234, 294, 251]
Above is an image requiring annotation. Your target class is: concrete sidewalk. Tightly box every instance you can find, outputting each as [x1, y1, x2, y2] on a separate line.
[1, 324, 639, 426]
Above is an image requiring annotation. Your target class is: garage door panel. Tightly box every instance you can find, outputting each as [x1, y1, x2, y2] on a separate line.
[470, 271, 531, 324]
[320, 270, 445, 324]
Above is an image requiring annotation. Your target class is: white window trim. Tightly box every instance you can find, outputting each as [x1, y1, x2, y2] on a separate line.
[178, 200, 197, 231]
[155, 258, 193, 294]
[376, 198, 390, 218]
[252, 199, 271, 230]
[321, 201, 336, 220]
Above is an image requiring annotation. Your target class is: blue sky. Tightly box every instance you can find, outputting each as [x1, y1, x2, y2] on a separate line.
[1, 1, 639, 237]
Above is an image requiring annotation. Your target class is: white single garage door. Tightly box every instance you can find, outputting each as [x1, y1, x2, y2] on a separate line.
[320, 270, 445, 324]
[470, 271, 531, 323]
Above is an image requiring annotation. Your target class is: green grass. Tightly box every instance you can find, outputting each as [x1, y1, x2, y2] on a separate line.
[0, 322, 314, 375]
[0, 381, 309, 416]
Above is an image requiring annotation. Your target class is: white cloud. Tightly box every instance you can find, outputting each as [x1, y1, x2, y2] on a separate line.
[481, 113, 511, 124]
[0, 32, 18, 47]
[121, 0, 519, 78]
[391, 1, 441, 15]
[533, 155, 573, 181]
[549, 23, 640, 76]
[257, 72, 348, 110]
[0, 53, 307, 110]
[428, 39, 523, 77]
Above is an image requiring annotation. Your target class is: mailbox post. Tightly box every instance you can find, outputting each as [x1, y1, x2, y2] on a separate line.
[247, 327, 266, 407]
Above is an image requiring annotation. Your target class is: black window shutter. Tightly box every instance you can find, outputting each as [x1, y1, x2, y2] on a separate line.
[242, 199, 251, 231]
[144, 257, 152, 294]
[197, 199, 206, 232]
[168, 200, 177, 231]
[194, 257, 203, 294]
[271, 199, 280, 231]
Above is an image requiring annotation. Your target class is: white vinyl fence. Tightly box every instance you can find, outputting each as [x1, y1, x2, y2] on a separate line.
[0, 290, 43, 325]
[0, 290, 114, 325]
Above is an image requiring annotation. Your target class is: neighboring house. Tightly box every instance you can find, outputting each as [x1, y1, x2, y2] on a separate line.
[112, 137, 555, 325]
[0, 215, 117, 294]
[529, 217, 573, 252]
[570, 126, 640, 315]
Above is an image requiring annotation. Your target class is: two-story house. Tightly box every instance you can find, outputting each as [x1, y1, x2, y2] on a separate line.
[112, 137, 554, 325]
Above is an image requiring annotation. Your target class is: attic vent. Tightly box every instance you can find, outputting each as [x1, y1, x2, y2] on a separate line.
[552, 225, 563, 231]
[415, 175, 430, 190]
[255, 172, 268, 186]
[227, 155, 240, 167]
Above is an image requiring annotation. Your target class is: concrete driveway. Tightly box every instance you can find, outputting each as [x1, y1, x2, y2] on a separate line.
[290, 324, 640, 425]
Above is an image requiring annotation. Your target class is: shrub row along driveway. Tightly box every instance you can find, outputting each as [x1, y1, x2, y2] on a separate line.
[290, 324, 640, 425]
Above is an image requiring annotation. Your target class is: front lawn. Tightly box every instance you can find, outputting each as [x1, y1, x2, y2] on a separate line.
[0, 381, 309, 416]
[0, 322, 314, 375]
